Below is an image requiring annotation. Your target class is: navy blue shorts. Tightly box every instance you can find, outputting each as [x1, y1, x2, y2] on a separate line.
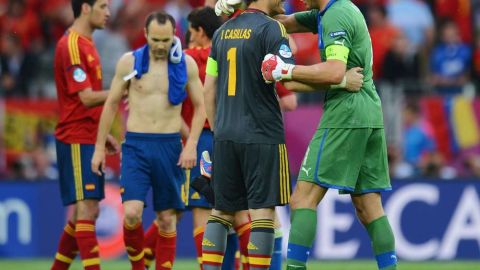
[56, 139, 105, 206]
[120, 132, 185, 211]
[186, 129, 214, 209]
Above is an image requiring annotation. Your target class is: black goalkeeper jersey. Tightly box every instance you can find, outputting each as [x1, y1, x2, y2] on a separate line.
[210, 9, 294, 144]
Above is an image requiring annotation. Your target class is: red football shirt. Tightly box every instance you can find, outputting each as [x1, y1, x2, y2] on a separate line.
[182, 47, 210, 129]
[54, 30, 103, 144]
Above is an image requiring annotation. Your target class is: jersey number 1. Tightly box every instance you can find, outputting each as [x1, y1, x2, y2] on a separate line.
[227, 47, 237, 96]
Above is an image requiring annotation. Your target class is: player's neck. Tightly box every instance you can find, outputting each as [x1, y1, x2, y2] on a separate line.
[148, 51, 167, 63]
[248, 2, 269, 16]
[198, 37, 212, 48]
[71, 18, 94, 39]
[319, 0, 331, 11]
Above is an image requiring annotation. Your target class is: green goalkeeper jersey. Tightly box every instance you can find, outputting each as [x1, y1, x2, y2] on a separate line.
[294, 0, 384, 128]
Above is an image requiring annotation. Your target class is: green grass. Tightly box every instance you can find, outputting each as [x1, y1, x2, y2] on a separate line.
[0, 259, 479, 270]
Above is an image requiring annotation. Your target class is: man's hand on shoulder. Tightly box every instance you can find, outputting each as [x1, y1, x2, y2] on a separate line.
[215, 0, 242, 16]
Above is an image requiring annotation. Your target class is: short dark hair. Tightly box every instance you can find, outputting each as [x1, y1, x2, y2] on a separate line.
[187, 7, 222, 40]
[71, 0, 96, 19]
[245, 0, 257, 6]
[145, 11, 176, 33]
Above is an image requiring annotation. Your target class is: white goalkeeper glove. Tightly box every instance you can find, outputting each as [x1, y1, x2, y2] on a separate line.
[261, 54, 295, 83]
[215, 0, 242, 16]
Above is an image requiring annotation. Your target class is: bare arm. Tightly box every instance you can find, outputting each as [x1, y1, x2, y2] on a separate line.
[91, 53, 132, 174]
[284, 67, 364, 92]
[180, 118, 190, 141]
[204, 0, 216, 7]
[78, 88, 109, 108]
[275, 14, 312, 34]
[180, 55, 207, 169]
[279, 94, 297, 111]
[204, 74, 217, 131]
[292, 60, 347, 85]
[283, 81, 328, 92]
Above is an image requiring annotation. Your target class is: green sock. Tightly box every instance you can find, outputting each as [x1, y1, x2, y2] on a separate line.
[366, 216, 397, 270]
[286, 208, 317, 269]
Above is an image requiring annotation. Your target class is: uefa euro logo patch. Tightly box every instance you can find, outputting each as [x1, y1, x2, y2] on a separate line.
[329, 31, 346, 38]
[279, 44, 292, 58]
[73, 67, 87, 83]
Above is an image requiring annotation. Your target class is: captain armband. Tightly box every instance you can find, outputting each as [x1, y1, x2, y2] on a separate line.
[206, 57, 218, 77]
[325, 44, 350, 63]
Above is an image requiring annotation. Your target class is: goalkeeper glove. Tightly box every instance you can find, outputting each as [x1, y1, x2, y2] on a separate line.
[261, 54, 295, 83]
[215, 0, 242, 16]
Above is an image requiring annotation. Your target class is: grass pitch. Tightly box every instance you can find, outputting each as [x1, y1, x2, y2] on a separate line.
[0, 259, 479, 269]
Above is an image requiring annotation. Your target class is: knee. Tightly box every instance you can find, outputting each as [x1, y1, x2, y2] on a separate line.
[289, 191, 303, 210]
[156, 212, 176, 231]
[124, 208, 142, 226]
[354, 206, 368, 225]
[76, 202, 100, 220]
[351, 194, 385, 226]
[290, 188, 318, 210]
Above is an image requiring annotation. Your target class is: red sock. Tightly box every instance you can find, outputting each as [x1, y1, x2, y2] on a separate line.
[75, 220, 100, 270]
[236, 222, 251, 270]
[193, 226, 205, 270]
[124, 222, 145, 270]
[51, 221, 78, 270]
[235, 251, 241, 270]
[143, 221, 158, 269]
[155, 231, 177, 270]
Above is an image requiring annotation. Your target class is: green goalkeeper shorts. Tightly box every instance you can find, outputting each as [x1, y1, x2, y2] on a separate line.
[298, 128, 391, 194]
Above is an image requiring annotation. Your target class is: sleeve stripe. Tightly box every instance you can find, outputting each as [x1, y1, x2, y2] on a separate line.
[276, 21, 287, 38]
[68, 32, 81, 65]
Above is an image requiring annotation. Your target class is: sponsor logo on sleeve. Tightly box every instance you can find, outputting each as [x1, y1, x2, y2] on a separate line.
[329, 30, 347, 38]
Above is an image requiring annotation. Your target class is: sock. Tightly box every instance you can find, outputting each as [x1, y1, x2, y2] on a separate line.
[51, 221, 78, 270]
[234, 251, 241, 270]
[124, 222, 145, 270]
[194, 226, 205, 269]
[156, 230, 177, 270]
[202, 216, 232, 270]
[269, 229, 283, 270]
[222, 230, 238, 270]
[286, 209, 317, 269]
[144, 222, 158, 269]
[248, 219, 275, 270]
[235, 221, 251, 270]
[75, 220, 100, 270]
[366, 216, 397, 270]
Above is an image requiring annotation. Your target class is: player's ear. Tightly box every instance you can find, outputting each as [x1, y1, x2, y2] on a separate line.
[199, 26, 206, 37]
[82, 2, 92, 15]
[144, 27, 148, 40]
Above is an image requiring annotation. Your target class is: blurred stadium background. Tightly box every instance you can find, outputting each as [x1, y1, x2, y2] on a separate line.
[1, 0, 480, 269]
